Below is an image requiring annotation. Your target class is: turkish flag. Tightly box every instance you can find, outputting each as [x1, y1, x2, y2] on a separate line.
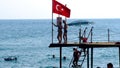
[53, 0, 71, 18]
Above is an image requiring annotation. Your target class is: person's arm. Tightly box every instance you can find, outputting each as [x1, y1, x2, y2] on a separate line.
[52, 23, 58, 27]
[78, 51, 81, 57]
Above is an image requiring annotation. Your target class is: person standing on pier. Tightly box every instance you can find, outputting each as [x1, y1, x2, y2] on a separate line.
[63, 20, 68, 43]
[73, 48, 81, 66]
[81, 37, 88, 55]
[53, 17, 63, 43]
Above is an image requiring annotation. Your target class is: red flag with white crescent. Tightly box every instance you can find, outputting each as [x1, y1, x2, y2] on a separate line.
[52, 0, 71, 18]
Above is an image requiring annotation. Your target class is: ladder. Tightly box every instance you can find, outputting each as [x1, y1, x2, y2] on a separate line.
[78, 49, 87, 68]
[69, 27, 93, 68]
[69, 49, 87, 68]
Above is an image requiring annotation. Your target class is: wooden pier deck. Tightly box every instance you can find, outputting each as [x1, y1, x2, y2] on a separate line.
[49, 42, 120, 48]
[49, 42, 120, 68]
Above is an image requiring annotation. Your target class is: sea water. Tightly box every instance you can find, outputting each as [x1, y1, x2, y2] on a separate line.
[0, 19, 120, 68]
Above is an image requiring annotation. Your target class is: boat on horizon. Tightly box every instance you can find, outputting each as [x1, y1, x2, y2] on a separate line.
[67, 20, 94, 26]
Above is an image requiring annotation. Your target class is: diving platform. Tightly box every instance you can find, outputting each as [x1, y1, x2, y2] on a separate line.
[49, 42, 120, 48]
[49, 26, 120, 68]
[49, 42, 120, 68]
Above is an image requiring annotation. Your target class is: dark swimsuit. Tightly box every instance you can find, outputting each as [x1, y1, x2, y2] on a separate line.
[64, 24, 67, 33]
[64, 30, 67, 33]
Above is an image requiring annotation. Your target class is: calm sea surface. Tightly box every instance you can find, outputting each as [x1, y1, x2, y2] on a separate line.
[0, 19, 120, 68]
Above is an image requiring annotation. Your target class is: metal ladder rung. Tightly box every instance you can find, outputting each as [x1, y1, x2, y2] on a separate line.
[80, 55, 86, 57]
[78, 51, 87, 68]
[78, 59, 85, 62]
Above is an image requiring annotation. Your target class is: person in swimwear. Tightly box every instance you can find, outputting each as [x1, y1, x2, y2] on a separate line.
[53, 17, 63, 43]
[63, 20, 68, 43]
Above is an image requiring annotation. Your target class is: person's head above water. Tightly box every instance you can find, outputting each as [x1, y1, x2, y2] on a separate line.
[107, 63, 113, 68]
[73, 48, 77, 51]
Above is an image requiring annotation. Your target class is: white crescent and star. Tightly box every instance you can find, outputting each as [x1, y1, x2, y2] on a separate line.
[56, 4, 64, 12]
[56, 4, 59, 11]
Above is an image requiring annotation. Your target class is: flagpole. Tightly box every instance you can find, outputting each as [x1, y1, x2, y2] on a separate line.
[52, 0, 53, 43]
[65, 4, 67, 21]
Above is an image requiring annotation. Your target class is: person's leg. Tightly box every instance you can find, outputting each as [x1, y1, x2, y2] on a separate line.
[59, 32, 62, 43]
[63, 33, 65, 42]
[74, 58, 78, 66]
[63, 33, 67, 43]
[57, 33, 59, 43]
[58, 32, 61, 43]
[76, 59, 79, 65]
[65, 33, 67, 42]
[73, 59, 75, 66]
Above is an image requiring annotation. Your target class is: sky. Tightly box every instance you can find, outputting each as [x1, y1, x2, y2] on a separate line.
[0, 0, 120, 19]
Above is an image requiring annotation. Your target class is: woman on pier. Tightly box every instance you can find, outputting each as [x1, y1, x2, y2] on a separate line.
[63, 20, 68, 43]
[53, 17, 63, 43]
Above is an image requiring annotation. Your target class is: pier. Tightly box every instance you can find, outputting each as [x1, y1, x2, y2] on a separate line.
[49, 42, 120, 68]
[49, 26, 120, 68]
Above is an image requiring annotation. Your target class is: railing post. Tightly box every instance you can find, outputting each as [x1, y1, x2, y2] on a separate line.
[91, 27, 93, 43]
[83, 27, 87, 38]
[108, 29, 110, 42]
[79, 28, 82, 44]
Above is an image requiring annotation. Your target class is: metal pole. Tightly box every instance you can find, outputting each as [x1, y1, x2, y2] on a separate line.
[79, 28, 81, 44]
[119, 47, 120, 68]
[65, 4, 67, 22]
[52, 0, 54, 43]
[87, 48, 89, 68]
[60, 47, 62, 68]
[91, 27, 93, 43]
[83, 27, 87, 37]
[91, 47, 93, 68]
[79, 16, 82, 44]
[108, 29, 110, 42]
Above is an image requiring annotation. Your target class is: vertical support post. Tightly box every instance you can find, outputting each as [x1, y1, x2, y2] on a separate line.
[108, 29, 110, 42]
[91, 47, 93, 68]
[87, 48, 89, 68]
[119, 47, 120, 68]
[79, 28, 81, 44]
[60, 47, 62, 68]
